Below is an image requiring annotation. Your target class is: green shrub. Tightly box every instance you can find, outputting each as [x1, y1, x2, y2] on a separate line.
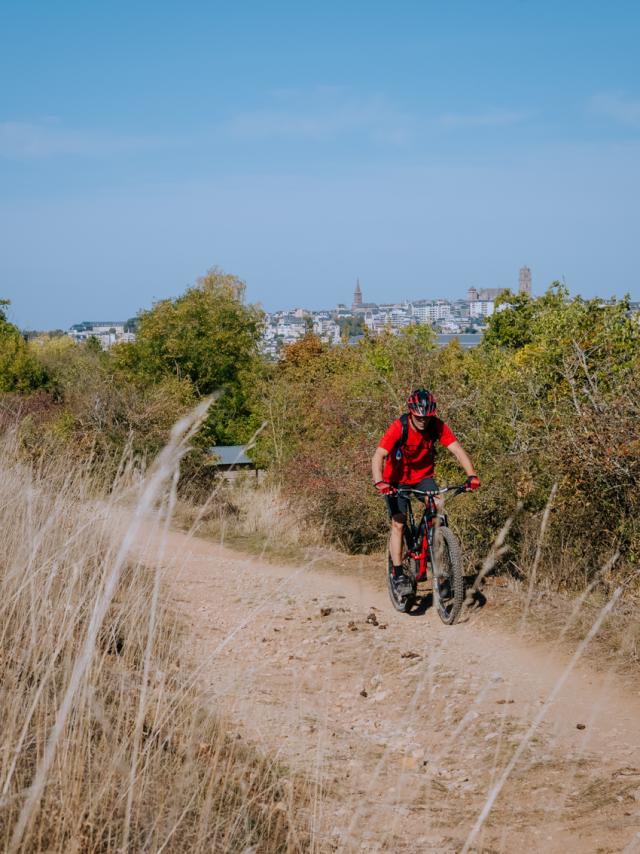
[0, 301, 48, 393]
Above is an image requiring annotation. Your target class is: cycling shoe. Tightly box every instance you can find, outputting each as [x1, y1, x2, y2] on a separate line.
[393, 572, 414, 597]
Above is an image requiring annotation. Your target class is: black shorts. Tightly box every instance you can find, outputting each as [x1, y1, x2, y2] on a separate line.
[384, 477, 439, 519]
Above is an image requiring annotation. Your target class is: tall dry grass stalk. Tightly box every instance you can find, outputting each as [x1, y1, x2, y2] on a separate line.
[0, 407, 307, 853]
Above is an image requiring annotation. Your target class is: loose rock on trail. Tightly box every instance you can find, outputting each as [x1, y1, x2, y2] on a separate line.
[138, 526, 640, 853]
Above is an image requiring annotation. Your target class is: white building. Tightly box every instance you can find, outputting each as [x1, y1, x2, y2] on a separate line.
[410, 301, 452, 323]
[275, 315, 306, 339]
[440, 320, 464, 333]
[363, 310, 388, 333]
[66, 321, 135, 350]
[469, 300, 495, 318]
[90, 322, 126, 334]
[313, 317, 340, 343]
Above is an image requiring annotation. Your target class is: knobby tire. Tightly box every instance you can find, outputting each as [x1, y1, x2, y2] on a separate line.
[431, 526, 464, 625]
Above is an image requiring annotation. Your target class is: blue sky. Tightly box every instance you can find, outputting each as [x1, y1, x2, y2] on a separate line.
[1, 0, 639, 329]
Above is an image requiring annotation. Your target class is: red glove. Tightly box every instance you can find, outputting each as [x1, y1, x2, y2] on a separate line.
[465, 475, 481, 491]
[375, 480, 393, 495]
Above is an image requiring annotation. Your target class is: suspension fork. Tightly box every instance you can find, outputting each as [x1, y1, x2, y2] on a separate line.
[422, 498, 448, 573]
[426, 500, 450, 578]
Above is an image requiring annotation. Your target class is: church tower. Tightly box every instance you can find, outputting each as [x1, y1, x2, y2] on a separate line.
[519, 266, 532, 297]
[353, 278, 363, 311]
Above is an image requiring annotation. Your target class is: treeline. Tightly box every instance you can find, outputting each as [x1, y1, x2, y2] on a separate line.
[2, 274, 639, 589]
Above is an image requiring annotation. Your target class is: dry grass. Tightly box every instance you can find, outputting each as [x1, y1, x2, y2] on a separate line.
[174, 476, 322, 564]
[0, 412, 309, 853]
[483, 573, 640, 672]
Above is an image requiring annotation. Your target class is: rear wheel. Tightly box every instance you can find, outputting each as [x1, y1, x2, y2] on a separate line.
[431, 526, 464, 625]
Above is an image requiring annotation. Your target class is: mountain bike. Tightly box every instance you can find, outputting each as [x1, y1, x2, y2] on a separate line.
[385, 484, 468, 625]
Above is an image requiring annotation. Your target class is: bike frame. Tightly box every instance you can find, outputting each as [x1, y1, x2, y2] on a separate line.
[395, 486, 464, 581]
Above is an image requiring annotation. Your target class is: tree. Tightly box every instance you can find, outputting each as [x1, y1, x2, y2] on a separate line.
[337, 315, 365, 340]
[119, 268, 265, 444]
[84, 335, 103, 355]
[0, 300, 48, 392]
[482, 290, 536, 349]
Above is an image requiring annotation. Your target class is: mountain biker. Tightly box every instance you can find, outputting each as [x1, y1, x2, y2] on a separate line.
[371, 389, 480, 597]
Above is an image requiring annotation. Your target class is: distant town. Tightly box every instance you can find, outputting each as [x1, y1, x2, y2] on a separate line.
[65, 267, 533, 353]
[63, 267, 639, 358]
[258, 268, 532, 358]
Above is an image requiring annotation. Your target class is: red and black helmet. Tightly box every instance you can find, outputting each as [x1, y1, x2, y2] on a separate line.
[407, 388, 437, 417]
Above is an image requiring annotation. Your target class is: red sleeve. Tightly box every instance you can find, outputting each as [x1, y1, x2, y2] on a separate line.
[434, 418, 457, 447]
[379, 419, 402, 452]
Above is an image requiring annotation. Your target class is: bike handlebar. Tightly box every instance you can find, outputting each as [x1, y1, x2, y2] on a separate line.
[385, 484, 469, 498]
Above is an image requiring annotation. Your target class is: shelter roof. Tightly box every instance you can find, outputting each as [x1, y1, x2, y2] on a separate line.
[209, 445, 253, 466]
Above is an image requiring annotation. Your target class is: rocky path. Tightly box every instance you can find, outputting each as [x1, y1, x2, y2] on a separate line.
[141, 526, 640, 852]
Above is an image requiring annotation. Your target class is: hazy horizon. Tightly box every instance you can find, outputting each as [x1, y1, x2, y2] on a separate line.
[13, 268, 633, 332]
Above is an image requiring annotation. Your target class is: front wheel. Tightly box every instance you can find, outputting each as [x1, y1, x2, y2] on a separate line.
[431, 526, 464, 625]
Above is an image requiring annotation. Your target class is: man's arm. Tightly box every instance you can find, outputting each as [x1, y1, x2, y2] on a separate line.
[445, 440, 476, 477]
[371, 446, 389, 484]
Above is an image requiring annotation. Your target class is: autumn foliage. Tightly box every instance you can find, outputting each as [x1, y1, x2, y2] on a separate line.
[261, 286, 640, 589]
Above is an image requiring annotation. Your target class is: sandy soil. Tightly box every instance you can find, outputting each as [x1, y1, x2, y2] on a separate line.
[138, 526, 640, 853]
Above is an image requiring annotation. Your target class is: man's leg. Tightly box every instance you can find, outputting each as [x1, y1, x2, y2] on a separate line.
[389, 514, 406, 566]
[384, 493, 412, 595]
[388, 514, 413, 596]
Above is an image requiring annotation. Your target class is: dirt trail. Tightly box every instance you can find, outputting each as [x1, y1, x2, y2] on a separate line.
[138, 525, 640, 852]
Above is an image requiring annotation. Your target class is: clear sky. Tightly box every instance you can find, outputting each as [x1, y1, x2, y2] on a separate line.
[1, 0, 639, 329]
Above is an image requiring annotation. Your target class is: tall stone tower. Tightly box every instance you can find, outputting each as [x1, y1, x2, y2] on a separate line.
[353, 278, 363, 310]
[519, 266, 532, 297]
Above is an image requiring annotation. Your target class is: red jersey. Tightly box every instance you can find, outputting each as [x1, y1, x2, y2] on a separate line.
[379, 416, 457, 484]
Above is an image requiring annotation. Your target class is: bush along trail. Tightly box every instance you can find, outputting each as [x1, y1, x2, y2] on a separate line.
[138, 521, 640, 853]
[260, 285, 640, 599]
